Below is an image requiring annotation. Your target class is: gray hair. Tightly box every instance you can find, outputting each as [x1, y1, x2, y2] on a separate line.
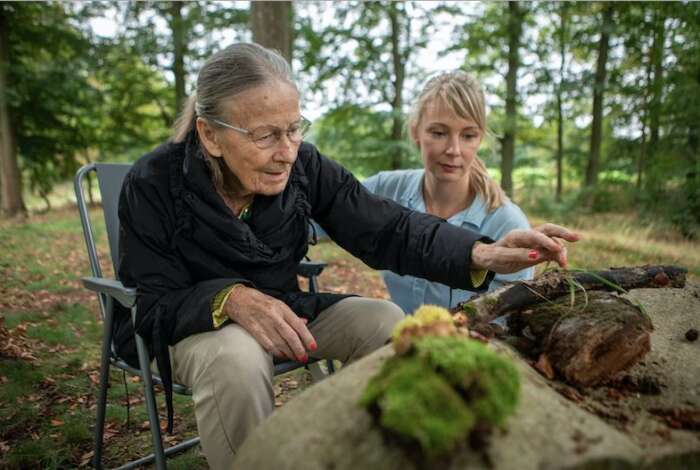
[172, 43, 296, 188]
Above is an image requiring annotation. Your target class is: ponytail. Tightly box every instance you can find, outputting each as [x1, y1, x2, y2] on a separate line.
[469, 157, 507, 211]
[172, 95, 198, 143]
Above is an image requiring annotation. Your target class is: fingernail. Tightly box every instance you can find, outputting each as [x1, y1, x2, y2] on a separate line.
[309, 341, 317, 352]
[299, 354, 308, 363]
[528, 250, 539, 260]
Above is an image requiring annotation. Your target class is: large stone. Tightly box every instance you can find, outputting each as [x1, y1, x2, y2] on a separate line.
[233, 283, 700, 470]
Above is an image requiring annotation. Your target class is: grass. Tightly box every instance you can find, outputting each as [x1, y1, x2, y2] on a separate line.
[1, 201, 698, 469]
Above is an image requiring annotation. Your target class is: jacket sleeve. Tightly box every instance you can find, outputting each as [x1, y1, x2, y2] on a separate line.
[302, 146, 494, 292]
[117, 172, 251, 346]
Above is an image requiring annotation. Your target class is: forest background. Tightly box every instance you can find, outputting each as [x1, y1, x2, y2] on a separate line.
[1, 0, 698, 236]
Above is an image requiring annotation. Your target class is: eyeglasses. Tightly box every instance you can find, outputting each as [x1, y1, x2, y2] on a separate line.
[210, 116, 311, 149]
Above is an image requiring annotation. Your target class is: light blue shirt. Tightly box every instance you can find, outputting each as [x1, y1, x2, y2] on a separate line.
[363, 169, 534, 314]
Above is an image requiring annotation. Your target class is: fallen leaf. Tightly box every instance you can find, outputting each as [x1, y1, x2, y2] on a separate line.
[534, 353, 555, 380]
[79, 450, 95, 467]
[51, 418, 65, 426]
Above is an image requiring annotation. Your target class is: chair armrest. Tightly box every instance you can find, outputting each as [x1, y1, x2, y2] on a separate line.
[82, 277, 137, 308]
[297, 260, 327, 278]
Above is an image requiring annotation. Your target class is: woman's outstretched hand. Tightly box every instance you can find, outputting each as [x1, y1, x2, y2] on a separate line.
[471, 223, 581, 274]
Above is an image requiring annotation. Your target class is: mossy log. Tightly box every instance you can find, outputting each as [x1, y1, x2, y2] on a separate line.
[515, 292, 654, 386]
[453, 265, 687, 322]
[452, 265, 681, 387]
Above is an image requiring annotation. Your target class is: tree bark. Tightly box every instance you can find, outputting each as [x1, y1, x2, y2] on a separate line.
[524, 293, 653, 387]
[555, 4, 568, 202]
[501, 1, 523, 198]
[648, 7, 665, 168]
[584, 3, 613, 188]
[169, 1, 186, 118]
[0, 9, 25, 217]
[388, 2, 406, 170]
[637, 55, 653, 192]
[453, 265, 687, 322]
[250, 1, 293, 64]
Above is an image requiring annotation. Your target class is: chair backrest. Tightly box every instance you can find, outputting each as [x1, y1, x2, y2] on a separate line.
[74, 163, 132, 279]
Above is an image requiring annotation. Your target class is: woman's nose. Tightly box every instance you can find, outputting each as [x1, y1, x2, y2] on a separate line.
[274, 134, 296, 161]
[445, 135, 461, 155]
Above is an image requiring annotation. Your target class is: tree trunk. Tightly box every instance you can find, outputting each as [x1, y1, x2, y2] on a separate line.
[453, 265, 687, 322]
[388, 3, 406, 170]
[501, 1, 523, 198]
[523, 292, 653, 387]
[250, 1, 293, 64]
[169, 1, 186, 118]
[555, 4, 568, 202]
[584, 4, 613, 188]
[648, 8, 665, 169]
[0, 9, 25, 217]
[689, 66, 700, 159]
[637, 56, 653, 192]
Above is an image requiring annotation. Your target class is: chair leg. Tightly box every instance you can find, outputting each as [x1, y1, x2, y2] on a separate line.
[92, 302, 115, 469]
[134, 332, 167, 470]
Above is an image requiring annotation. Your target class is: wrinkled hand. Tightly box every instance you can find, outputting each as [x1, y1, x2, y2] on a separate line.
[224, 286, 316, 362]
[471, 223, 581, 274]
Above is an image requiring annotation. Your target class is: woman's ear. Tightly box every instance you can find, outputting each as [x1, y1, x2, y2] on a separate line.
[196, 118, 223, 157]
[409, 124, 419, 147]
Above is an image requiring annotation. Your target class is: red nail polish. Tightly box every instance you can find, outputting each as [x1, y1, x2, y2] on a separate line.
[300, 354, 308, 363]
[528, 250, 539, 260]
[309, 341, 317, 352]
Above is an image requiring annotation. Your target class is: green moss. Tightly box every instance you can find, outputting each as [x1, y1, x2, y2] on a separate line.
[361, 336, 521, 458]
[461, 302, 478, 318]
[414, 337, 520, 427]
[362, 358, 475, 458]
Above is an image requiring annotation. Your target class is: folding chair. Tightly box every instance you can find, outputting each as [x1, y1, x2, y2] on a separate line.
[74, 162, 329, 469]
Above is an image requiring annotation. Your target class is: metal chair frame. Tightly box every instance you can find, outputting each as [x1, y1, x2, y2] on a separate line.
[74, 162, 328, 469]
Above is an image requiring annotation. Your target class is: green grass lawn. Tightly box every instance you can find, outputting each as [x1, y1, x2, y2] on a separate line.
[0, 204, 698, 469]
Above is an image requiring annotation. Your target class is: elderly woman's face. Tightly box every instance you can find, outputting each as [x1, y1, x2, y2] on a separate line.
[200, 81, 302, 198]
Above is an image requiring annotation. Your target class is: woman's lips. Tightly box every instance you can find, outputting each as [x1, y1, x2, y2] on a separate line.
[263, 169, 288, 182]
[439, 163, 461, 173]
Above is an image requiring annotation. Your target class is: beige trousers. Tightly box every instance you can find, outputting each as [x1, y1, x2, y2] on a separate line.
[166, 297, 404, 470]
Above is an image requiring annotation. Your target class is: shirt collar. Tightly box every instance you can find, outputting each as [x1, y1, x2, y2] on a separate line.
[411, 170, 490, 227]
[451, 193, 489, 228]
[406, 171, 425, 211]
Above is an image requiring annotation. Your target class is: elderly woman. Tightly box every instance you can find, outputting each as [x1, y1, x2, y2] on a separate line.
[117, 43, 578, 469]
[364, 71, 534, 314]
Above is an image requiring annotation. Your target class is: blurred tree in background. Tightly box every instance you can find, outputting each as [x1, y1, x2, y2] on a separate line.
[0, 1, 697, 237]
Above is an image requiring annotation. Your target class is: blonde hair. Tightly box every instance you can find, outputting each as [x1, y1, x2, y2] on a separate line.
[408, 71, 506, 211]
[172, 43, 296, 190]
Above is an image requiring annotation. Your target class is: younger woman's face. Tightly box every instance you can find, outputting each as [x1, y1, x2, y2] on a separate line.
[413, 100, 483, 184]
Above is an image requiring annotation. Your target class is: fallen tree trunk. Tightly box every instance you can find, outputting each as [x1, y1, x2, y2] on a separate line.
[451, 266, 683, 387]
[520, 292, 653, 386]
[452, 265, 686, 322]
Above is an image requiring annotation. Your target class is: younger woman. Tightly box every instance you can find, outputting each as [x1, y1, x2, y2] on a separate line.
[364, 71, 534, 314]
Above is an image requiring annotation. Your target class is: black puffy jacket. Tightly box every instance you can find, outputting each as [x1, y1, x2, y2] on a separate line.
[116, 130, 493, 430]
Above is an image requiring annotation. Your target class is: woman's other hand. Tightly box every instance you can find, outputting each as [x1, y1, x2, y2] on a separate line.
[224, 286, 317, 362]
[471, 223, 581, 274]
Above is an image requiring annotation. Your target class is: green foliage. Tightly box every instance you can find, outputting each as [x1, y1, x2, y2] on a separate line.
[360, 336, 520, 458]
[311, 104, 420, 176]
[4, 2, 100, 198]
